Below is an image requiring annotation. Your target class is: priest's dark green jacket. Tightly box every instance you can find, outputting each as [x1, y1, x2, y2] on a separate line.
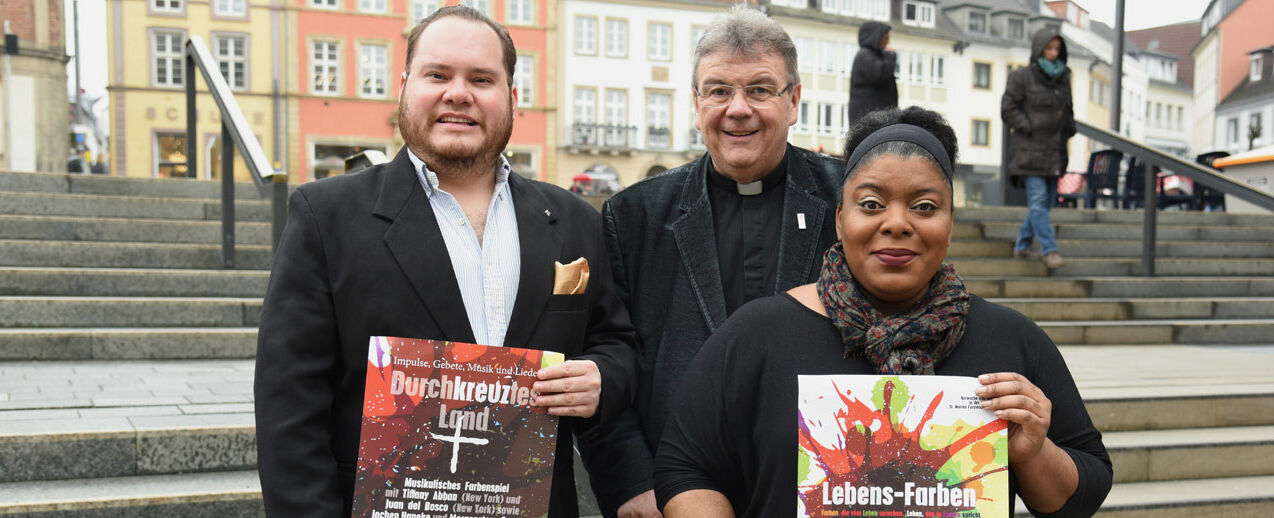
[577, 145, 844, 515]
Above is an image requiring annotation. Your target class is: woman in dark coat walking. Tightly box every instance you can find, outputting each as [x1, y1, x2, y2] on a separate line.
[848, 21, 897, 124]
[1001, 27, 1075, 269]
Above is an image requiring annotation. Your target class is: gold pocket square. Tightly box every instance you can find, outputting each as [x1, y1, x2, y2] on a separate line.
[552, 257, 590, 295]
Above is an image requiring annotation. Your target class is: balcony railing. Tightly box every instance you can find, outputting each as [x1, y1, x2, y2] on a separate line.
[689, 129, 706, 150]
[647, 126, 671, 149]
[570, 123, 638, 149]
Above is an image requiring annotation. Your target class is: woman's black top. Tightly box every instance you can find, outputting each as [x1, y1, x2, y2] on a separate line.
[654, 293, 1111, 517]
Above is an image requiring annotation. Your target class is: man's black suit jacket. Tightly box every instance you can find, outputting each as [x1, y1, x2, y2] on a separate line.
[254, 148, 638, 517]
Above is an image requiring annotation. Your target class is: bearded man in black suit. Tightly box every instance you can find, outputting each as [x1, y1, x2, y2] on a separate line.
[254, 6, 637, 517]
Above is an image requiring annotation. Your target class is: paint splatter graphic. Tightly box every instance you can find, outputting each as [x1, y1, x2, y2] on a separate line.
[798, 375, 1009, 518]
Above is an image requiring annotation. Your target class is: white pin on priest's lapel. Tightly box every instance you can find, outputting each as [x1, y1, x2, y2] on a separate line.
[797, 213, 806, 230]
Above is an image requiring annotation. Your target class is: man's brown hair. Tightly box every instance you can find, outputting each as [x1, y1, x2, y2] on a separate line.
[405, 5, 517, 86]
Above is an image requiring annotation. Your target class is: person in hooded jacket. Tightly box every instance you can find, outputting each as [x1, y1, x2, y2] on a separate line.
[848, 21, 898, 124]
[1001, 28, 1075, 269]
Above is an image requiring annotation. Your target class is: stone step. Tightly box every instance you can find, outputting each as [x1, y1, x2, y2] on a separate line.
[0, 328, 258, 360]
[1105, 425, 1274, 483]
[0, 297, 261, 328]
[1030, 475, 1274, 518]
[0, 411, 254, 484]
[951, 257, 1274, 277]
[0, 170, 282, 200]
[992, 297, 1274, 321]
[950, 238, 1274, 259]
[965, 277, 1274, 298]
[0, 267, 269, 297]
[0, 239, 272, 270]
[0, 215, 273, 245]
[958, 205, 1274, 227]
[0, 190, 271, 221]
[1065, 344, 1274, 427]
[1041, 319, 1274, 345]
[0, 470, 263, 516]
[982, 221, 1274, 242]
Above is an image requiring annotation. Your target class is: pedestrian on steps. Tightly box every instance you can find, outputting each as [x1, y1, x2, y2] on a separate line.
[1002, 27, 1074, 269]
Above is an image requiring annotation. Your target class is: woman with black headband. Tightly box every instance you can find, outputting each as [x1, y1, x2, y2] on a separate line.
[653, 107, 1111, 518]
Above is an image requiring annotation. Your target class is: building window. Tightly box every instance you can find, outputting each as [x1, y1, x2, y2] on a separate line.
[1154, 102, 1162, 127]
[1007, 18, 1025, 40]
[647, 92, 671, 148]
[605, 19, 628, 58]
[690, 26, 705, 59]
[312, 41, 340, 96]
[973, 62, 991, 89]
[460, 0, 491, 16]
[213, 0, 244, 17]
[1227, 117, 1239, 146]
[930, 55, 945, 86]
[311, 0, 336, 9]
[155, 132, 188, 178]
[797, 101, 810, 134]
[1177, 106, 1184, 130]
[153, 0, 183, 13]
[152, 30, 185, 88]
[506, 150, 537, 180]
[648, 23, 671, 61]
[841, 104, 849, 134]
[1251, 54, 1263, 82]
[214, 34, 247, 90]
[507, 0, 533, 25]
[903, 1, 934, 28]
[856, 0, 888, 21]
[972, 120, 990, 146]
[895, 51, 905, 82]
[819, 40, 837, 75]
[796, 38, 813, 73]
[410, 0, 440, 23]
[842, 43, 858, 76]
[576, 17, 597, 55]
[575, 88, 596, 124]
[1251, 113, 1264, 146]
[358, 44, 387, 98]
[818, 102, 834, 136]
[909, 52, 925, 85]
[359, 0, 386, 13]
[968, 12, 987, 33]
[312, 143, 385, 179]
[604, 89, 628, 146]
[514, 55, 533, 108]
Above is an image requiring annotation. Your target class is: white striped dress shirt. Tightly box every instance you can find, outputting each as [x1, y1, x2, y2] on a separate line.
[407, 150, 521, 347]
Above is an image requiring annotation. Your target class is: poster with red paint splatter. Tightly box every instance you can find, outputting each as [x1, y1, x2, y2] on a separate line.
[797, 375, 1009, 518]
[352, 336, 564, 518]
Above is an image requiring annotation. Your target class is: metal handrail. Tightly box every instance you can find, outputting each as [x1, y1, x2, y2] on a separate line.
[185, 35, 288, 269]
[1074, 120, 1274, 276]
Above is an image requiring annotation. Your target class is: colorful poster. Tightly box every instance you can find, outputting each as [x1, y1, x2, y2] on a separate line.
[353, 336, 565, 518]
[797, 375, 1009, 518]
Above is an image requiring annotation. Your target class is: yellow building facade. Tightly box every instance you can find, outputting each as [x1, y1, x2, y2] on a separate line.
[107, 0, 276, 181]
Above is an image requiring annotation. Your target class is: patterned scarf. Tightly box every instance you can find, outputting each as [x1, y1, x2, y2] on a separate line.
[816, 242, 970, 375]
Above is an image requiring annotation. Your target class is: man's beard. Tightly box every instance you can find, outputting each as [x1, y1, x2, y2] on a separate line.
[399, 98, 514, 179]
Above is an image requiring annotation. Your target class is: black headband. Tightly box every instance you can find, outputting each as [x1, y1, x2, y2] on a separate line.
[844, 123, 953, 181]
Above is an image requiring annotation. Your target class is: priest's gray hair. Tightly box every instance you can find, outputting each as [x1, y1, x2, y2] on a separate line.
[691, 6, 799, 90]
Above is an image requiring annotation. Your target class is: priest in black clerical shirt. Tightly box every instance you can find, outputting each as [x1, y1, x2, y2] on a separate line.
[707, 153, 789, 314]
[574, 8, 847, 518]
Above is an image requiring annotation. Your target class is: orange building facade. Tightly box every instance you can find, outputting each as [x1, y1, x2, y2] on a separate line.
[289, 0, 557, 183]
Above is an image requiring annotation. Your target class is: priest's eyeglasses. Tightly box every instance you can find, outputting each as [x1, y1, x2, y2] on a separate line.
[695, 82, 796, 107]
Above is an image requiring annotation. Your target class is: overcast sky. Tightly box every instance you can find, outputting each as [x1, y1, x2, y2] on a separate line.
[64, 0, 1217, 99]
[1074, 0, 1212, 31]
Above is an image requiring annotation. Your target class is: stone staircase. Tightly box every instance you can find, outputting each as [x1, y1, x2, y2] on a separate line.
[1, 171, 1272, 516]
